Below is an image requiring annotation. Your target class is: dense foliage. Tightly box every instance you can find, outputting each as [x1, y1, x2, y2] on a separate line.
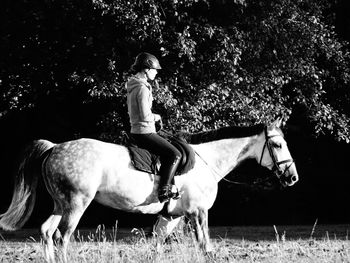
[1, 0, 349, 143]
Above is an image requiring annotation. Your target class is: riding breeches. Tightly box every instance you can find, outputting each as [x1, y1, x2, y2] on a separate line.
[130, 133, 182, 186]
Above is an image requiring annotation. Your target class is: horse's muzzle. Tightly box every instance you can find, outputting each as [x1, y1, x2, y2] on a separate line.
[278, 162, 299, 187]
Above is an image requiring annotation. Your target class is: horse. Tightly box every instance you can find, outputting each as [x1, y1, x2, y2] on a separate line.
[0, 118, 298, 262]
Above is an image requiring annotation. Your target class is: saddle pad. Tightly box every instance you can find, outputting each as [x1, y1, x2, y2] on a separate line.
[126, 132, 196, 175]
[128, 146, 159, 174]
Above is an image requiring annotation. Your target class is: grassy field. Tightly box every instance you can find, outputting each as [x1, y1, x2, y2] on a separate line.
[0, 224, 349, 262]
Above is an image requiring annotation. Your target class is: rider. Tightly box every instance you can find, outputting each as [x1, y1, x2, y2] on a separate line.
[126, 52, 181, 203]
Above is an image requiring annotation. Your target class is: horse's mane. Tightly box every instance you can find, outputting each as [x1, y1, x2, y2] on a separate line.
[178, 123, 266, 144]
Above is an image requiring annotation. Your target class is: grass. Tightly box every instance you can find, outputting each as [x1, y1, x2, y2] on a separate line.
[0, 224, 350, 262]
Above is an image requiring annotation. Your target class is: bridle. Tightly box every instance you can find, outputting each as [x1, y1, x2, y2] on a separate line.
[220, 126, 295, 188]
[259, 126, 294, 182]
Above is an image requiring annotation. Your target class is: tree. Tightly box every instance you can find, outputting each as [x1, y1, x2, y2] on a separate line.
[1, 0, 349, 143]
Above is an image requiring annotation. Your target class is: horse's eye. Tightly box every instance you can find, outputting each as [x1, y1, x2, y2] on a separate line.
[276, 143, 282, 149]
[274, 143, 282, 149]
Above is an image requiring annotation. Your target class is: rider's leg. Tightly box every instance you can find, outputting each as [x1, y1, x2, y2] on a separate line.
[130, 133, 182, 202]
[158, 155, 181, 202]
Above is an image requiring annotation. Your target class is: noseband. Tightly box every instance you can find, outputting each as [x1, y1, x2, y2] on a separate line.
[259, 127, 294, 180]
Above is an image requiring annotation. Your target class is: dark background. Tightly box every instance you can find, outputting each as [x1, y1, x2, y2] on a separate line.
[1, 0, 350, 229]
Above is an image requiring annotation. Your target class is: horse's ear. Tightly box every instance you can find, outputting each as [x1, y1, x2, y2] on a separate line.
[271, 117, 282, 128]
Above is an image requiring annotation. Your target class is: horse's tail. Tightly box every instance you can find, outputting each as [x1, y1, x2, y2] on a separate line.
[0, 139, 55, 231]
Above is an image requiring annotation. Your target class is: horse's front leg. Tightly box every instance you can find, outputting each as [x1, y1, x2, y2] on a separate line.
[188, 208, 213, 253]
[153, 215, 183, 250]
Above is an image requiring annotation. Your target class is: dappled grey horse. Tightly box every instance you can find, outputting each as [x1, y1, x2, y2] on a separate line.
[0, 119, 298, 262]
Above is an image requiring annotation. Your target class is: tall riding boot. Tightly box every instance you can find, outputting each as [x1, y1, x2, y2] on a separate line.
[158, 156, 181, 202]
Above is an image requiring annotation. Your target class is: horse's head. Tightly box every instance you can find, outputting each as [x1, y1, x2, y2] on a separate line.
[257, 118, 298, 187]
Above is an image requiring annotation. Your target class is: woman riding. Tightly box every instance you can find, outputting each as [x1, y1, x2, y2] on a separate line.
[126, 52, 181, 203]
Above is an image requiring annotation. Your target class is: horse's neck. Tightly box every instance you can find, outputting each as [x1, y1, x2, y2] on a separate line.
[192, 136, 257, 182]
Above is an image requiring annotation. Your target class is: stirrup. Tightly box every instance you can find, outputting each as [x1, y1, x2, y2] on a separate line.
[158, 185, 171, 203]
[170, 185, 181, 200]
[158, 185, 180, 203]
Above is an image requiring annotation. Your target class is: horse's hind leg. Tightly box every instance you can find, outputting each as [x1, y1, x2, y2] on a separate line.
[41, 203, 62, 263]
[56, 194, 93, 262]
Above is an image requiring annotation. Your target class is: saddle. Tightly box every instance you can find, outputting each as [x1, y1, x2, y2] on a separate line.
[122, 130, 196, 176]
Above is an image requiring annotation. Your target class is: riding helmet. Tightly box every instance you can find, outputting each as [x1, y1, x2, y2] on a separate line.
[131, 52, 162, 71]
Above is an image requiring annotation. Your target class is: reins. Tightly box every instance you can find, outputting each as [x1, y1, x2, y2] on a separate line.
[195, 148, 276, 188]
